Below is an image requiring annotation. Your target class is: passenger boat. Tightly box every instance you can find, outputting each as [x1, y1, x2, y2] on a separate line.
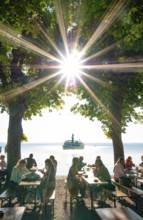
[63, 134, 84, 149]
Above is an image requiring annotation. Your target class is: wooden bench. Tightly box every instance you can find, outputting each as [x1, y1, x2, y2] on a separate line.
[0, 188, 15, 207]
[43, 190, 56, 216]
[131, 186, 143, 197]
[64, 179, 83, 211]
[112, 190, 129, 207]
[129, 186, 143, 210]
[111, 179, 129, 202]
[111, 179, 143, 208]
[70, 191, 83, 212]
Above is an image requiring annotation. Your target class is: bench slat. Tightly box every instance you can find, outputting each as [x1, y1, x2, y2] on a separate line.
[0, 188, 15, 207]
[43, 190, 55, 216]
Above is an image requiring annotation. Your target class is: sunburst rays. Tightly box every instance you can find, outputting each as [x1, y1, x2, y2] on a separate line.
[0, 0, 143, 128]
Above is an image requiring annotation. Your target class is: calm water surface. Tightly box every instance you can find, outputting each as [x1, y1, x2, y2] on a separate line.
[0, 143, 142, 176]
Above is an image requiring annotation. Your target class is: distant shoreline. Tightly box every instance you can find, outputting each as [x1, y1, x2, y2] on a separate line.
[0, 142, 143, 147]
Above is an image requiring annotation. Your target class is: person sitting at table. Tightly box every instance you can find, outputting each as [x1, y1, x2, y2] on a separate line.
[25, 153, 37, 170]
[10, 159, 30, 199]
[77, 156, 86, 171]
[113, 157, 126, 182]
[0, 155, 7, 176]
[10, 159, 30, 184]
[139, 155, 143, 167]
[67, 157, 86, 198]
[88, 155, 101, 168]
[93, 160, 115, 200]
[38, 158, 56, 202]
[94, 159, 111, 183]
[125, 156, 135, 170]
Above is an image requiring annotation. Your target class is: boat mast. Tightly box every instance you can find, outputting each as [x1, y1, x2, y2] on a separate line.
[72, 133, 74, 142]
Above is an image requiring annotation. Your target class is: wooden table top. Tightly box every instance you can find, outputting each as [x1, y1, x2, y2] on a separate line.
[19, 180, 41, 186]
[0, 207, 25, 220]
[29, 167, 38, 172]
[81, 175, 108, 185]
[96, 207, 143, 220]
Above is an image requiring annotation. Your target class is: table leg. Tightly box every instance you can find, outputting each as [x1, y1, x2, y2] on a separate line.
[21, 187, 26, 205]
[89, 186, 94, 210]
[34, 187, 38, 205]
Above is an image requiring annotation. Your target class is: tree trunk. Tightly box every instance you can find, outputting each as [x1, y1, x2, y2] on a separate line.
[111, 76, 124, 164]
[6, 103, 24, 180]
[112, 126, 124, 164]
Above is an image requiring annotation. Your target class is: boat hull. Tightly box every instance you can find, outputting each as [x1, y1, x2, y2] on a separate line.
[63, 141, 84, 150]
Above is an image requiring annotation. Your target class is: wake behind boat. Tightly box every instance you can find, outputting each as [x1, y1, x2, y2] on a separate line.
[63, 134, 84, 150]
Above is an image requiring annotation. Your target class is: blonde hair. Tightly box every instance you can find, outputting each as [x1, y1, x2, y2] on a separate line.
[16, 159, 27, 166]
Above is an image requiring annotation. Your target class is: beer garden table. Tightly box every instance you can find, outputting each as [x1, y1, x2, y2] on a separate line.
[81, 170, 108, 209]
[95, 207, 143, 220]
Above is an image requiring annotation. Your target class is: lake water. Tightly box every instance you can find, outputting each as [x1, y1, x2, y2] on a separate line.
[0, 142, 143, 176]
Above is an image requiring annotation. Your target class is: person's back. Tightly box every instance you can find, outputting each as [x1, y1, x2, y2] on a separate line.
[67, 158, 78, 181]
[44, 160, 56, 183]
[38, 159, 56, 202]
[113, 157, 126, 182]
[49, 155, 57, 172]
[26, 154, 37, 170]
[67, 157, 79, 197]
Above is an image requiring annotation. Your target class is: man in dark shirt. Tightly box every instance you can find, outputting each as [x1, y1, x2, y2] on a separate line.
[26, 153, 37, 170]
[77, 156, 86, 171]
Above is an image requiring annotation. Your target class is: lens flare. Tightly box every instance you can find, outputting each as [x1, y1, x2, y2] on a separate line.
[60, 50, 82, 77]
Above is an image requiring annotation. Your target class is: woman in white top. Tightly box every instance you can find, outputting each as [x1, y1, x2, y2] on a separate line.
[113, 157, 126, 182]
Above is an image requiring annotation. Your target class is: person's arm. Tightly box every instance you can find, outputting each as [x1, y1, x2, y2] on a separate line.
[23, 167, 30, 175]
[10, 167, 19, 182]
[39, 169, 45, 174]
[33, 159, 37, 166]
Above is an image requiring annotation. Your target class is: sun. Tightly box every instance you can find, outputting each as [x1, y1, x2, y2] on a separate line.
[59, 50, 83, 78]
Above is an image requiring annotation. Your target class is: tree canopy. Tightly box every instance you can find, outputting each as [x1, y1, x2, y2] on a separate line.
[70, 0, 143, 136]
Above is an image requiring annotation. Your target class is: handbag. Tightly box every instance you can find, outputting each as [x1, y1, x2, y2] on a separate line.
[23, 172, 40, 182]
[107, 183, 116, 191]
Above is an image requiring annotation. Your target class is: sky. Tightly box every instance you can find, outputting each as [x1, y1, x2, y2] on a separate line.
[0, 95, 143, 144]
